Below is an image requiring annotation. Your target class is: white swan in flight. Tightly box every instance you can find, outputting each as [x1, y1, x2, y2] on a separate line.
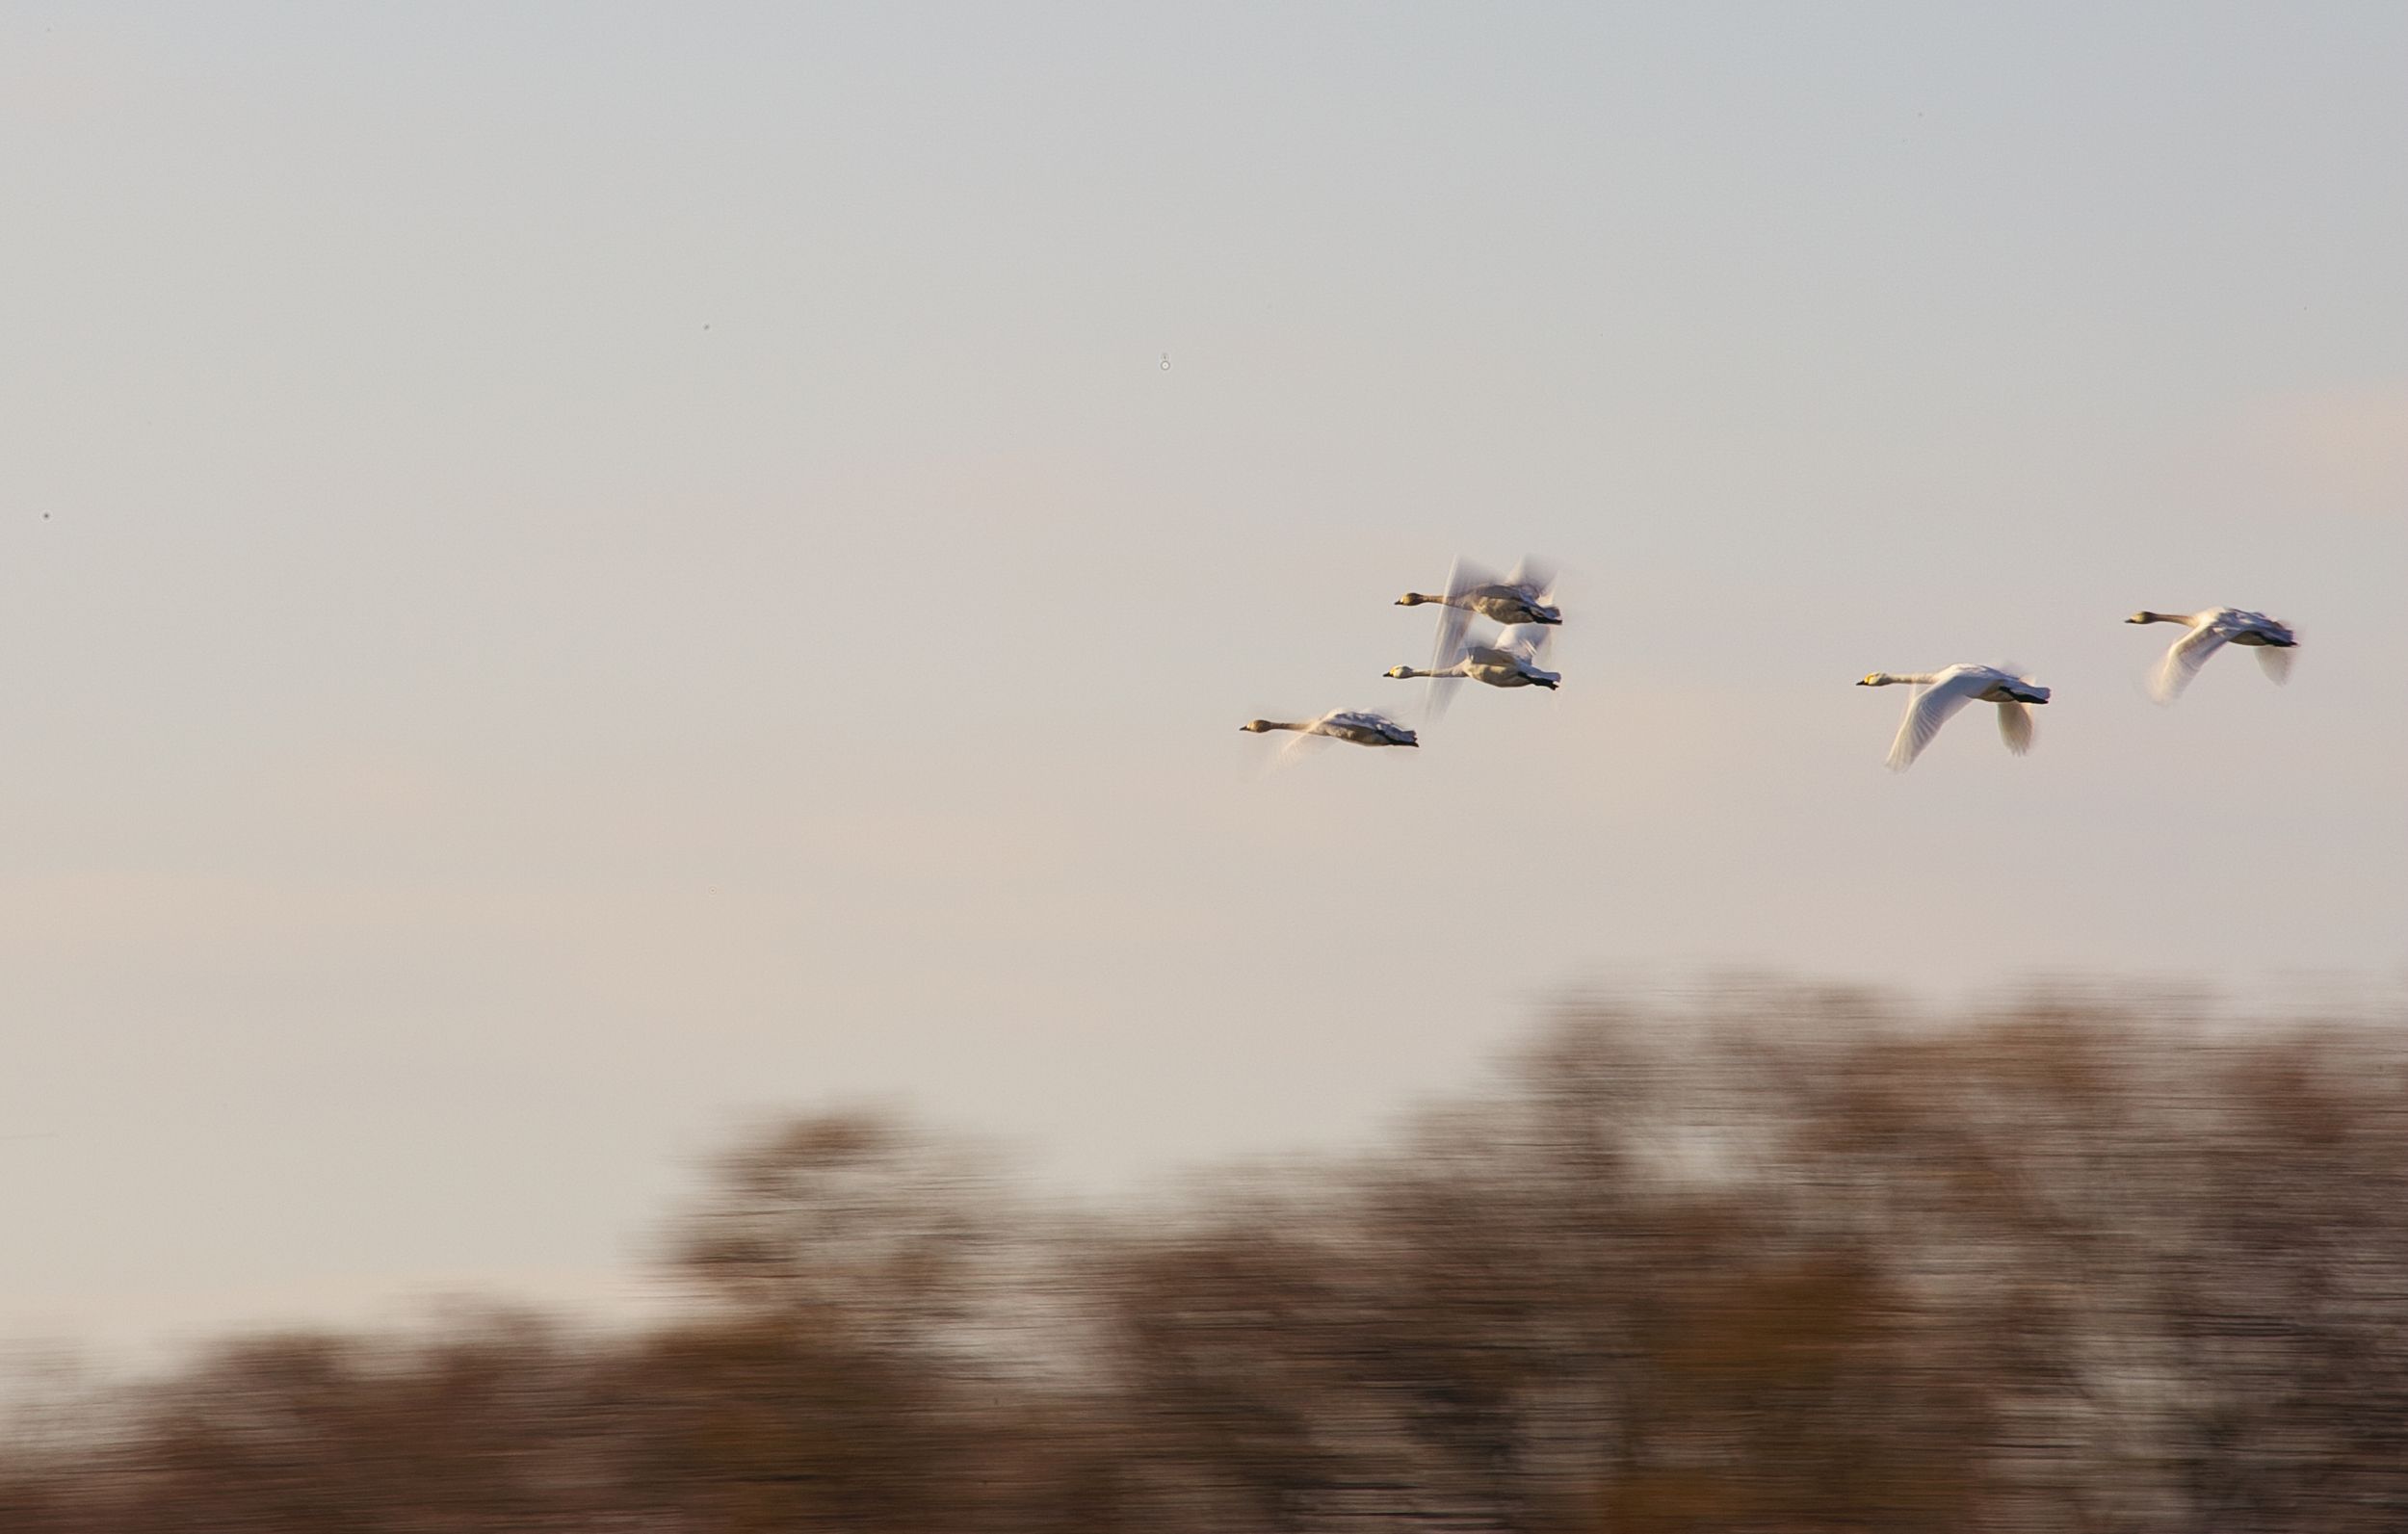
[1385, 624, 1558, 716]
[1856, 664, 2051, 772]
[1239, 710, 1420, 749]
[2126, 609, 2297, 703]
[1394, 558, 1562, 627]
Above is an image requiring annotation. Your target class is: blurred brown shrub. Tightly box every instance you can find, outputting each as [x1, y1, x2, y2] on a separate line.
[8, 985, 2408, 1531]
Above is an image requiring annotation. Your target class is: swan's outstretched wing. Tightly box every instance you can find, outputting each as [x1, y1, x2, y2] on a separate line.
[1997, 701, 2035, 756]
[1441, 556, 1502, 613]
[1427, 595, 1474, 678]
[1505, 556, 1559, 606]
[1416, 669, 1474, 722]
[2153, 621, 2230, 704]
[1493, 624, 1554, 663]
[1243, 714, 1325, 775]
[1424, 562, 1498, 719]
[1422, 670, 1468, 721]
[2255, 644, 2294, 685]
[1323, 710, 1416, 746]
[1272, 729, 1336, 769]
[1886, 672, 1982, 772]
[1427, 556, 1494, 671]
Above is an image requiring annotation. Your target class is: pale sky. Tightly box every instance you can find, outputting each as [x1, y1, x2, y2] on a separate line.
[4, 2, 2403, 1357]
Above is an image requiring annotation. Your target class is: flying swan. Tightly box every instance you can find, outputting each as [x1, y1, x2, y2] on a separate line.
[1384, 623, 1559, 716]
[2125, 609, 2297, 703]
[1397, 556, 1557, 676]
[1239, 711, 1421, 749]
[1857, 664, 2051, 772]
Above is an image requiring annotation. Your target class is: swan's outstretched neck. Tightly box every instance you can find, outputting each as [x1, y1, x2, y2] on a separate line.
[2127, 611, 2186, 625]
[1396, 592, 1447, 608]
[1857, 672, 1934, 688]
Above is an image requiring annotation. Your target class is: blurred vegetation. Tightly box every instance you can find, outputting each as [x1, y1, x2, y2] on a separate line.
[9, 985, 2408, 1530]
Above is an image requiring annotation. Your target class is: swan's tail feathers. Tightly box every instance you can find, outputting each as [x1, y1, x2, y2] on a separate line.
[2256, 644, 2295, 685]
[1998, 701, 2035, 756]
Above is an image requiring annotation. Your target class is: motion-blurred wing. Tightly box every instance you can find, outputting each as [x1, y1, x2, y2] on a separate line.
[1443, 555, 1501, 609]
[2153, 622, 2230, 704]
[1322, 710, 1415, 747]
[1886, 673, 1980, 772]
[1505, 555, 1559, 607]
[1426, 555, 1492, 681]
[1422, 670, 1468, 721]
[1997, 701, 2035, 756]
[1273, 729, 1336, 769]
[1494, 624, 1554, 663]
[2255, 644, 2294, 685]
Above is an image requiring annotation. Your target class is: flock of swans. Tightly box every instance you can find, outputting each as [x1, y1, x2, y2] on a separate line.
[1238, 558, 1562, 756]
[1240, 562, 2298, 772]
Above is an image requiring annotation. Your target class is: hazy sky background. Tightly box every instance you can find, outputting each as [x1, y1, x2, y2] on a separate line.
[4, 2, 2404, 1356]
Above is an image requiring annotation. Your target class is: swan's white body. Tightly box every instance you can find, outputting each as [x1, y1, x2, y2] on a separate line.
[1396, 558, 1562, 628]
[1239, 710, 1420, 749]
[1386, 623, 1559, 710]
[2126, 609, 2296, 703]
[1857, 664, 2051, 772]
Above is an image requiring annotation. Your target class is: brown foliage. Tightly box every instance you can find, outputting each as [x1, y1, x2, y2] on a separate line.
[8, 987, 2408, 1531]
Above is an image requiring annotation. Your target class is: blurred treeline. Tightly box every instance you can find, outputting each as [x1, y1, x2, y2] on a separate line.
[9, 986, 2408, 1531]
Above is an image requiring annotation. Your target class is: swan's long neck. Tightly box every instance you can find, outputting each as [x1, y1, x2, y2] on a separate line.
[2133, 611, 2191, 625]
[1869, 671, 1936, 687]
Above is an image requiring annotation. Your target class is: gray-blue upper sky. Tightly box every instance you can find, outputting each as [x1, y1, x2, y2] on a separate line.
[4, 2, 2402, 1354]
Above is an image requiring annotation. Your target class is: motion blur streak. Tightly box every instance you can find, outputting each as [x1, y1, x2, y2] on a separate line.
[8, 982, 2408, 1531]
